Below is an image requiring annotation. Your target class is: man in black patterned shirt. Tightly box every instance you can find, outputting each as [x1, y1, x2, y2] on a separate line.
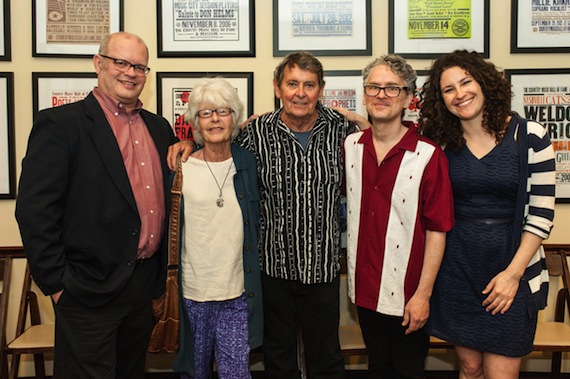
[235, 52, 369, 379]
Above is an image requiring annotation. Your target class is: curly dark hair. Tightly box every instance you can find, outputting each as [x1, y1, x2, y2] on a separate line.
[418, 50, 514, 151]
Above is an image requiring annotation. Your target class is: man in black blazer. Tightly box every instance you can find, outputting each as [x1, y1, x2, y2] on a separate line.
[15, 32, 178, 378]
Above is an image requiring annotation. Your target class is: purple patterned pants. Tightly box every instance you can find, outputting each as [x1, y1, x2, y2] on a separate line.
[181, 293, 251, 379]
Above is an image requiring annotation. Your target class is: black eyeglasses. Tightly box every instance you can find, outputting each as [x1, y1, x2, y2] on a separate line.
[196, 107, 234, 119]
[363, 85, 408, 98]
[99, 54, 150, 76]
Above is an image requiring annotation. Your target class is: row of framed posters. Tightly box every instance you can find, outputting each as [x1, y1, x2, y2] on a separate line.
[23, 0, 569, 58]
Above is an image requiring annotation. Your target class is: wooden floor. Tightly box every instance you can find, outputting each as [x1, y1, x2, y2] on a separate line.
[143, 371, 569, 378]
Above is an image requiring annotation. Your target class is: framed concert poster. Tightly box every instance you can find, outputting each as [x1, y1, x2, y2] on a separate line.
[389, 0, 489, 59]
[273, 0, 372, 56]
[506, 68, 570, 202]
[33, 0, 123, 58]
[158, 0, 255, 57]
[273, 70, 367, 116]
[0, 73, 14, 199]
[32, 72, 97, 117]
[157, 72, 254, 141]
[511, 0, 570, 53]
[403, 71, 428, 128]
[0, 0, 11, 61]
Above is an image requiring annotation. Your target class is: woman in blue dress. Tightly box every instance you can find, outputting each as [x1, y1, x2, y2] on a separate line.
[419, 50, 556, 378]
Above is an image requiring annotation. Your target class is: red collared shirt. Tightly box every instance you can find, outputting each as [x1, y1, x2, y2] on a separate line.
[344, 126, 454, 316]
[93, 87, 165, 259]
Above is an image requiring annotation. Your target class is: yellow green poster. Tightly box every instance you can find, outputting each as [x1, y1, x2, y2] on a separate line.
[407, 0, 472, 39]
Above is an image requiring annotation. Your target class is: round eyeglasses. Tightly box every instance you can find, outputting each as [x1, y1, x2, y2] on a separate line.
[363, 85, 409, 98]
[196, 107, 234, 119]
[99, 54, 150, 76]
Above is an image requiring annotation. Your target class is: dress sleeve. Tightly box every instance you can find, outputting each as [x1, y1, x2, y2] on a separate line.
[523, 120, 556, 239]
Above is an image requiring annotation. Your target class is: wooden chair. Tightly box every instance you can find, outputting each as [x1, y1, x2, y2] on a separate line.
[0, 247, 54, 379]
[533, 245, 570, 379]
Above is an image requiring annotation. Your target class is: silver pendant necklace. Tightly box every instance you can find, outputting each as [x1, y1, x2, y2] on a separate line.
[203, 151, 232, 207]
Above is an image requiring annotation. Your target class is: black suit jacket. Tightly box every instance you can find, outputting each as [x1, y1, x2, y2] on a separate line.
[15, 92, 178, 307]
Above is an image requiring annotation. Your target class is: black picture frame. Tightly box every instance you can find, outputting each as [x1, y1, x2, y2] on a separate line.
[0, 72, 14, 199]
[505, 68, 570, 202]
[157, 72, 254, 141]
[273, 0, 372, 57]
[0, 0, 11, 61]
[32, 0, 124, 58]
[157, 0, 255, 58]
[32, 72, 97, 119]
[389, 0, 490, 59]
[510, 0, 570, 53]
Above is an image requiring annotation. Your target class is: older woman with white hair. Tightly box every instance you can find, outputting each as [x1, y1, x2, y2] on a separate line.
[171, 78, 262, 379]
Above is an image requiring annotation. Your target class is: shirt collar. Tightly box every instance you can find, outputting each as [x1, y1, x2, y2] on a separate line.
[93, 87, 143, 115]
[358, 124, 419, 152]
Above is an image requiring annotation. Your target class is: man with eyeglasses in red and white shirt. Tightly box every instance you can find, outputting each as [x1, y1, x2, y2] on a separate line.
[344, 55, 454, 379]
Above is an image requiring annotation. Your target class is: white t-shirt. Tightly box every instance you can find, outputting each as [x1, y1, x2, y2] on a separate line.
[180, 156, 245, 302]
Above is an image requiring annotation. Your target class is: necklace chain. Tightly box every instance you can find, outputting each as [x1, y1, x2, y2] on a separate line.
[203, 151, 232, 207]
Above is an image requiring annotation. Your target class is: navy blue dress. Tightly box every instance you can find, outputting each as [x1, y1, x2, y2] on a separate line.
[427, 119, 537, 357]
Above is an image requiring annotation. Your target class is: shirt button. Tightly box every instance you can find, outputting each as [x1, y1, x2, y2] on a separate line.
[146, 185, 150, 190]
[141, 162, 145, 166]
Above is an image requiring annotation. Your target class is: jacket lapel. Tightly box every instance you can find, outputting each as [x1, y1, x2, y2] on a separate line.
[84, 93, 138, 213]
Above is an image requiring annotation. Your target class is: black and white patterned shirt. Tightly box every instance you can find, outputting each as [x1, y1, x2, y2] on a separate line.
[236, 104, 357, 284]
